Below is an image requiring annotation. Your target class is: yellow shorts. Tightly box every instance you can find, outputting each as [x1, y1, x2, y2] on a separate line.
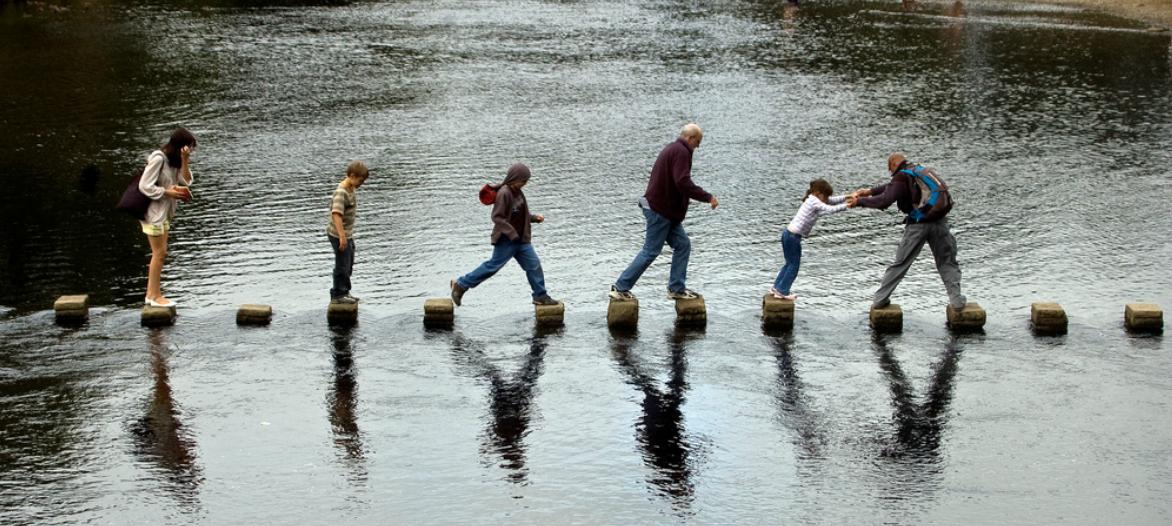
[140, 219, 171, 237]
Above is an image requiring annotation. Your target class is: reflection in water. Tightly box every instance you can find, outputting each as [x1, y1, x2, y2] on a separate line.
[328, 326, 367, 483]
[871, 334, 962, 465]
[450, 327, 554, 485]
[128, 329, 201, 507]
[609, 326, 701, 512]
[768, 334, 824, 461]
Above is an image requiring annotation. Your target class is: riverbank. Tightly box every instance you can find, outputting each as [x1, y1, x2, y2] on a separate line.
[1013, 0, 1172, 28]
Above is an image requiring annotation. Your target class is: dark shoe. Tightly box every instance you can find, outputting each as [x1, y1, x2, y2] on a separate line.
[873, 298, 891, 309]
[667, 288, 699, 300]
[451, 280, 465, 307]
[609, 285, 636, 302]
[532, 296, 559, 306]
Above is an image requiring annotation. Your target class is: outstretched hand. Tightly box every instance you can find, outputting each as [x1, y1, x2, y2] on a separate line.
[710, 197, 719, 210]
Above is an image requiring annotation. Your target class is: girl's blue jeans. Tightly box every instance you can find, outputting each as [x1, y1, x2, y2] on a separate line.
[456, 238, 548, 300]
[772, 229, 802, 294]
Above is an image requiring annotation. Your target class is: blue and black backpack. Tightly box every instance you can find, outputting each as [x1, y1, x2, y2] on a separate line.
[900, 164, 952, 222]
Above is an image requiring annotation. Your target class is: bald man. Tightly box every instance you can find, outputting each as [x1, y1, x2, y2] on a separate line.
[848, 153, 966, 310]
[610, 124, 719, 302]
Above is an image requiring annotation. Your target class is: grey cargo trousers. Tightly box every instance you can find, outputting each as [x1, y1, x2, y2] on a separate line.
[873, 219, 966, 310]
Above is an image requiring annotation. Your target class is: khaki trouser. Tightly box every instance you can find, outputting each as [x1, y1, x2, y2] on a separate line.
[874, 219, 966, 310]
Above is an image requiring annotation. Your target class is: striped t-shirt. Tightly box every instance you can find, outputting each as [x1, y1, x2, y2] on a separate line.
[326, 183, 357, 238]
[786, 195, 848, 237]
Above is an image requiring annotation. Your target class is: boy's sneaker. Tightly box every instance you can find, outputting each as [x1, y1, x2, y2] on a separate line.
[332, 294, 359, 305]
[450, 280, 465, 307]
[532, 296, 559, 306]
[667, 288, 699, 300]
[770, 287, 796, 301]
[609, 285, 636, 302]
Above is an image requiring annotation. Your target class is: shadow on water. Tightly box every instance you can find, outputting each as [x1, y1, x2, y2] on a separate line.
[608, 324, 705, 514]
[128, 328, 202, 508]
[447, 325, 559, 485]
[328, 325, 368, 484]
[766, 332, 825, 461]
[869, 332, 965, 482]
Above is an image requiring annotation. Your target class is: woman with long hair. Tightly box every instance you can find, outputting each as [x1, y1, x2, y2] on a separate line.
[138, 127, 196, 308]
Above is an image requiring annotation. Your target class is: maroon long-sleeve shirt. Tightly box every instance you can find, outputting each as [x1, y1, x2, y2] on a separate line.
[642, 137, 713, 223]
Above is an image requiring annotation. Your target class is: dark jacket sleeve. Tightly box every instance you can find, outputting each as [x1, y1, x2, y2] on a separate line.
[672, 150, 713, 203]
[492, 188, 520, 241]
[858, 178, 903, 210]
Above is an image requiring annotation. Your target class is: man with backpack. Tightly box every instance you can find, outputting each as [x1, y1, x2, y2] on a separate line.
[848, 153, 966, 310]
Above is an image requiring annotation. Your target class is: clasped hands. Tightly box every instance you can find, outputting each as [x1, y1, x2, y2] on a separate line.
[846, 188, 872, 208]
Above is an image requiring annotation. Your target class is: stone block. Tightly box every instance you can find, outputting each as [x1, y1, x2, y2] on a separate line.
[141, 305, 176, 327]
[762, 293, 794, 331]
[236, 304, 272, 326]
[327, 302, 358, 326]
[423, 298, 454, 327]
[54, 295, 89, 321]
[535, 301, 564, 327]
[947, 302, 986, 330]
[870, 304, 902, 332]
[674, 294, 706, 327]
[607, 298, 638, 329]
[1031, 302, 1067, 334]
[1125, 303, 1163, 332]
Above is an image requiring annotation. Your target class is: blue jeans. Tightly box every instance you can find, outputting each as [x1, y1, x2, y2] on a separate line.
[329, 234, 355, 298]
[772, 229, 802, 295]
[456, 238, 548, 300]
[614, 207, 691, 293]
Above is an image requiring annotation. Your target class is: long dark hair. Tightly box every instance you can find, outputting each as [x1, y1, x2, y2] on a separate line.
[802, 178, 833, 201]
[160, 127, 197, 168]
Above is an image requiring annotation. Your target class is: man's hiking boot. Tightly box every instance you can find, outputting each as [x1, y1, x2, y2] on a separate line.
[451, 280, 465, 307]
[532, 296, 559, 306]
[609, 285, 636, 302]
[667, 289, 699, 300]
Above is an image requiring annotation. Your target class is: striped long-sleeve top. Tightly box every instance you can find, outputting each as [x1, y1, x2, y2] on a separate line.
[786, 195, 848, 237]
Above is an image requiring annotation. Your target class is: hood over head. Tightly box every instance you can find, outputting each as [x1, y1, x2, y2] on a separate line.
[502, 163, 531, 187]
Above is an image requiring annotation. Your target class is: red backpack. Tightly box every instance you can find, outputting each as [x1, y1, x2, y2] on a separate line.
[479, 183, 501, 205]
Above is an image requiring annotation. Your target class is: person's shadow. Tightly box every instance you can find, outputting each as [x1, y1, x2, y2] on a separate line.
[449, 326, 557, 485]
[767, 333, 825, 461]
[128, 328, 202, 508]
[609, 325, 703, 512]
[328, 326, 368, 483]
[870, 333, 963, 473]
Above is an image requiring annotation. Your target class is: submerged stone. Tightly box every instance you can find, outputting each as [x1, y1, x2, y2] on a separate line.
[870, 304, 902, 332]
[762, 293, 794, 331]
[141, 305, 176, 327]
[675, 294, 706, 327]
[423, 298, 454, 327]
[947, 302, 986, 331]
[607, 298, 638, 329]
[1125, 303, 1163, 332]
[328, 302, 358, 326]
[54, 295, 89, 322]
[1031, 302, 1067, 335]
[236, 304, 272, 326]
[535, 301, 564, 327]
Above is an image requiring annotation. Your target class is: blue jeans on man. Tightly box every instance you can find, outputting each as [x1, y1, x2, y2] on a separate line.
[772, 229, 801, 295]
[328, 234, 355, 299]
[456, 238, 548, 300]
[614, 206, 692, 293]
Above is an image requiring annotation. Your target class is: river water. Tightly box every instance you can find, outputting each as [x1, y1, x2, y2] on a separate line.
[2, 0, 1171, 523]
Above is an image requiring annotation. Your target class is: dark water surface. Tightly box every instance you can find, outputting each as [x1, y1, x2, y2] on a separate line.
[2, 0, 1171, 522]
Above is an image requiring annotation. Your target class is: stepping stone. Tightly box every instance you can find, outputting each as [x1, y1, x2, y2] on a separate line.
[947, 302, 986, 331]
[674, 294, 706, 327]
[607, 297, 638, 329]
[236, 304, 272, 326]
[1125, 303, 1163, 332]
[1031, 302, 1067, 335]
[327, 302, 358, 326]
[761, 293, 794, 331]
[423, 298, 454, 328]
[870, 304, 902, 332]
[535, 301, 564, 327]
[141, 305, 176, 327]
[54, 295, 89, 323]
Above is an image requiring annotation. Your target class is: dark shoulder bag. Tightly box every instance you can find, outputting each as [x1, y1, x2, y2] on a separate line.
[116, 155, 164, 221]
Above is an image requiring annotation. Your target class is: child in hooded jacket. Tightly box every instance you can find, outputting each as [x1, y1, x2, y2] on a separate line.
[451, 163, 558, 307]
